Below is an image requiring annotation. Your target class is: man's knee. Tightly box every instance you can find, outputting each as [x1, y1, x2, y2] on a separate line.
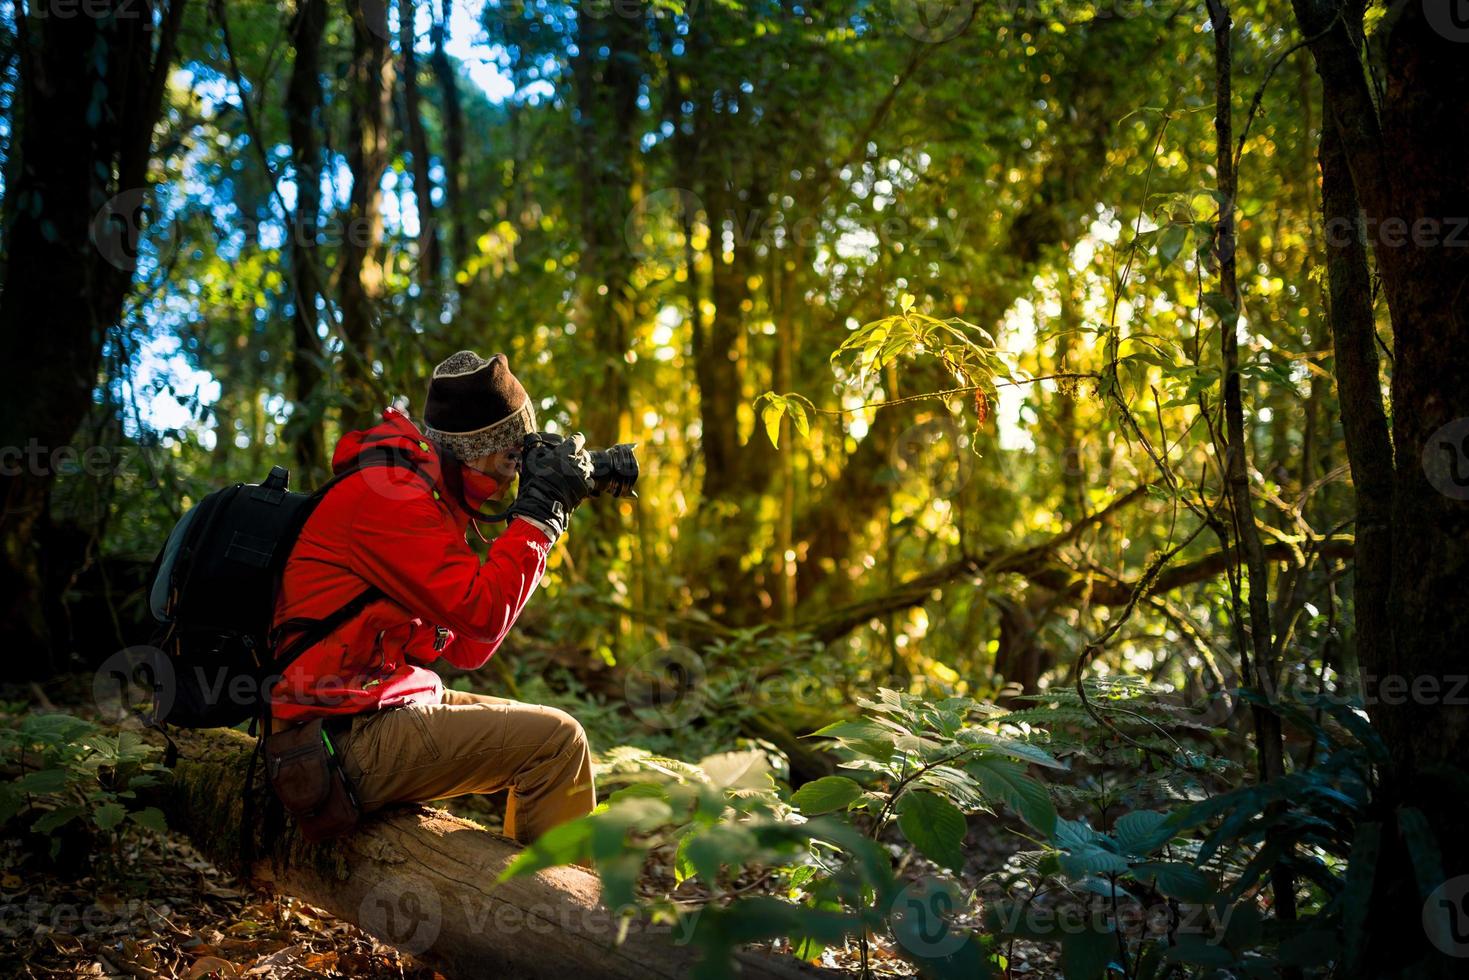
[543, 706, 588, 756]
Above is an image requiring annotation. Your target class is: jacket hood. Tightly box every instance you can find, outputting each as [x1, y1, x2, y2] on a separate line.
[333, 407, 504, 512]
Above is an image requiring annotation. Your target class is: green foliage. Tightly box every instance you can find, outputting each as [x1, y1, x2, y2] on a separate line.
[982, 689, 1413, 979]
[0, 712, 169, 862]
[753, 393, 811, 449]
[831, 300, 1004, 403]
[993, 678, 1234, 814]
[502, 689, 1061, 977]
[5, 0, 1427, 972]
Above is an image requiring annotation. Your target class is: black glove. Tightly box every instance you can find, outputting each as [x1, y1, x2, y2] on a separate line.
[506, 432, 594, 542]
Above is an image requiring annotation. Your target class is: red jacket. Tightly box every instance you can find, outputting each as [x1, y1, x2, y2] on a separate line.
[269, 408, 551, 722]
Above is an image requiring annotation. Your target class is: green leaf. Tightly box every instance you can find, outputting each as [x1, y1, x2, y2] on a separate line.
[963, 729, 1067, 769]
[1202, 290, 1237, 326]
[760, 397, 784, 448]
[967, 757, 1057, 836]
[1156, 223, 1188, 269]
[684, 824, 756, 885]
[92, 802, 126, 831]
[786, 864, 819, 890]
[16, 768, 71, 795]
[790, 931, 825, 963]
[985, 898, 1063, 940]
[1397, 805, 1444, 901]
[128, 807, 168, 834]
[1340, 821, 1380, 972]
[0, 783, 24, 824]
[499, 816, 595, 881]
[674, 832, 697, 885]
[697, 750, 772, 791]
[1113, 810, 1172, 856]
[598, 851, 644, 912]
[1222, 900, 1263, 950]
[808, 719, 897, 761]
[916, 765, 989, 811]
[1052, 817, 1099, 849]
[1058, 844, 1130, 877]
[606, 782, 671, 804]
[810, 719, 891, 740]
[32, 806, 83, 835]
[896, 791, 967, 873]
[790, 776, 863, 816]
[1132, 861, 1212, 902]
[1060, 926, 1114, 980]
[787, 400, 810, 439]
[1165, 934, 1234, 967]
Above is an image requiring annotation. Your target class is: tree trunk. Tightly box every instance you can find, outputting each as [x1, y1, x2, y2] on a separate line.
[571, 5, 643, 446]
[286, 0, 329, 487]
[567, 1, 644, 644]
[1318, 110, 1391, 693]
[1290, 1, 1469, 973]
[339, 0, 394, 431]
[0, 0, 185, 671]
[152, 727, 824, 980]
[399, 0, 441, 291]
[428, 0, 469, 279]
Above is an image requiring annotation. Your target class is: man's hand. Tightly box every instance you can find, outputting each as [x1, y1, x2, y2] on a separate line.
[506, 433, 594, 542]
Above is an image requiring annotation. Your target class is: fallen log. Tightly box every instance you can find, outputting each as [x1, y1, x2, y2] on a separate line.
[151, 726, 827, 980]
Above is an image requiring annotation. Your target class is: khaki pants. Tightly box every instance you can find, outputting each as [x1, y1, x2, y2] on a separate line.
[335, 689, 595, 845]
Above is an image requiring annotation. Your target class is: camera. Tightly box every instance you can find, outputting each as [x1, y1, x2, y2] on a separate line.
[588, 443, 639, 498]
[519, 432, 639, 498]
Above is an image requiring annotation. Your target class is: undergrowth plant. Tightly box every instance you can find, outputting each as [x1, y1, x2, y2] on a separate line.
[985, 682, 1405, 979]
[0, 711, 168, 864]
[502, 688, 1063, 978]
[503, 677, 1412, 980]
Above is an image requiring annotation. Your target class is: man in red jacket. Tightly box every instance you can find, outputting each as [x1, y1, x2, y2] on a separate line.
[269, 351, 595, 844]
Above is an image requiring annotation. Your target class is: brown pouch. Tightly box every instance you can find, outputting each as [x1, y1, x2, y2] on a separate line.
[264, 718, 360, 842]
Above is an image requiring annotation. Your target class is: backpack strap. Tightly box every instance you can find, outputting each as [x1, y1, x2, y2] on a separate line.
[270, 585, 384, 668]
[266, 446, 429, 667]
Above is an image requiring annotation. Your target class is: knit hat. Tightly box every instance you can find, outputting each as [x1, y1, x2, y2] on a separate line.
[422, 351, 537, 460]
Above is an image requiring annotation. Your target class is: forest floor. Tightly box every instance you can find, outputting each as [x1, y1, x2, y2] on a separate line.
[1, 677, 1060, 979]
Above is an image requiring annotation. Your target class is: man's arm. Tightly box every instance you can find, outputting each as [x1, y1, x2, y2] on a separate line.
[346, 489, 552, 668]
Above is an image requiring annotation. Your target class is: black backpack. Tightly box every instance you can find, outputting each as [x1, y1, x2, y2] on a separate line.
[145, 451, 416, 728]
